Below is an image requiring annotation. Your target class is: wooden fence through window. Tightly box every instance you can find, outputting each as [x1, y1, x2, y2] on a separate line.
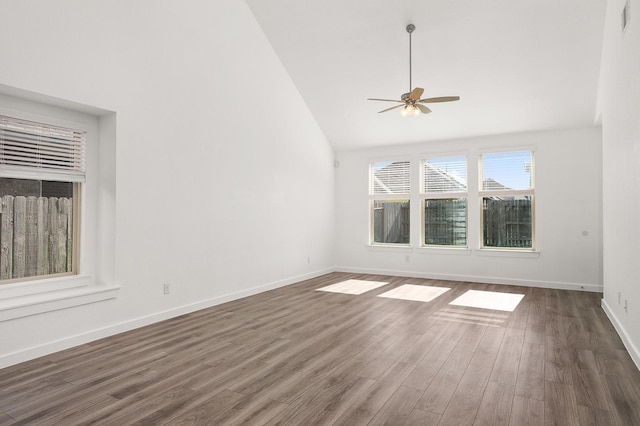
[424, 199, 467, 246]
[0, 195, 73, 281]
[373, 201, 410, 244]
[483, 198, 532, 248]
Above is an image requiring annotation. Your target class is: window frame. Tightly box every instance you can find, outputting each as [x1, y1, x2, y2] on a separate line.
[0, 89, 118, 323]
[478, 150, 535, 251]
[420, 155, 469, 248]
[0, 114, 85, 284]
[369, 159, 411, 246]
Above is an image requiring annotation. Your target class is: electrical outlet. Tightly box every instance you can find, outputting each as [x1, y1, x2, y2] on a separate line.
[405, 255, 410, 262]
[164, 283, 170, 295]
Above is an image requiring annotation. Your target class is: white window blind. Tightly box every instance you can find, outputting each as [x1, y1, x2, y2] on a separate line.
[371, 161, 410, 195]
[423, 156, 467, 193]
[0, 115, 86, 182]
[481, 151, 533, 191]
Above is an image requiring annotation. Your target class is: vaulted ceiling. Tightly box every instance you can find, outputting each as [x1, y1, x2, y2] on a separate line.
[246, 0, 606, 150]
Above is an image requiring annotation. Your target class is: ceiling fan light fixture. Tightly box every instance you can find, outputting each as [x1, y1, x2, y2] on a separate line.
[402, 104, 419, 116]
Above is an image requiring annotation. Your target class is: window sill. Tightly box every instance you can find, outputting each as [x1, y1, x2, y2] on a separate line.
[474, 249, 540, 259]
[367, 244, 413, 253]
[0, 275, 119, 322]
[416, 247, 472, 256]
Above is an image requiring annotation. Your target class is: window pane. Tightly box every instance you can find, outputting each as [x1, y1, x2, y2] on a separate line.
[483, 196, 532, 248]
[372, 200, 410, 244]
[423, 156, 467, 193]
[0, 177, 75, 281]
[481, 151, 533, 190]
[372, 161, 410, 195]
[424, 198, 467, 246]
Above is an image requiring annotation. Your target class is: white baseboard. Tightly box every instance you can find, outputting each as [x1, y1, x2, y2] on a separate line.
[335, 266, 603, 293]
[0, 268, 334, 369]
[601, 299, 640, 371]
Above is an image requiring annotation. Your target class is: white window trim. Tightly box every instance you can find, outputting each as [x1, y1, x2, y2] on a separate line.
[474, 248, 540, 258]
[0, 275, 119, 321]
[478, 150, 536, 251]
[366, 245, 413, 253]
[369, 159, 411, 246]
[415, 246, 472, 256]
[363, 150, 537, 256]
[0, 87, 118, 322]
[420, 155, 469, 248]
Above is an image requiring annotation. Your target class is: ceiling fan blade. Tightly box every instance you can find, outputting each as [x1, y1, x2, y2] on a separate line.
[408, 87, 424, 100]
[418, 96, 461, 103]
[416, 104, 432, 114]
[378, 104, 406, 113]
[367, 98, 403, 102]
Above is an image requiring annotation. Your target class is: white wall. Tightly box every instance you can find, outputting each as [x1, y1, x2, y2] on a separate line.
[599, 0, 640, 368]
[335, 127, 603, 291]
[0, 0, 334, 367]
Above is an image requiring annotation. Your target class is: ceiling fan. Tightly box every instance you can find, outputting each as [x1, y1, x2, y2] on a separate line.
[368, 24, 460, 116]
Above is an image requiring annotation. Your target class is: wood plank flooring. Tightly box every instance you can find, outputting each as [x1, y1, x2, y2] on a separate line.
[1, 272, 640, 425]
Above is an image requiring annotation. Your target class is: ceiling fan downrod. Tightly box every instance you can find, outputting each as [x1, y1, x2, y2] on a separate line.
[407, 24, 415, 96]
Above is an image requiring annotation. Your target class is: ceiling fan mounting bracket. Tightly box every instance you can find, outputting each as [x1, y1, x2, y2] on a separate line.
[406, 24, 415, 34]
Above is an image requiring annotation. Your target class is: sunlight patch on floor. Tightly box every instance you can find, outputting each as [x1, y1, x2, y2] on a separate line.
[315, 279, 389, 295]
[377, 284, 450, 302]
[449, 289, 525, 312]
[432, 306, 509, 326]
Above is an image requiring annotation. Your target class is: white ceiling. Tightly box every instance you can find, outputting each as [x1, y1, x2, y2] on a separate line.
[246, 0, 606, 151]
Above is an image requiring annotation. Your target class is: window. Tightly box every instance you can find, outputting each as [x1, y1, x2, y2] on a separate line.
[480, 151, 534, 249]
[421, 156, 467, 246]
[370, 161, 410, 245]
[0, 115, 85, 282]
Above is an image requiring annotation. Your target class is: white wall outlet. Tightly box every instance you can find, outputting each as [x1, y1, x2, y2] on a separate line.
[164, 283, 170, 295]
[405, 255, 410, 262]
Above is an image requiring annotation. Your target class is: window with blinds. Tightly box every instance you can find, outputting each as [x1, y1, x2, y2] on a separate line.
[0, 115, 84, 283]
[423, 156, 467, 193]
[0, 115, 85, 182]
[481, 151, 532, 191]
[371, 161, 410, 195]
[370, 160, 410, 245]
[480, 151, 534, 249]
[421, 156, 467, 247]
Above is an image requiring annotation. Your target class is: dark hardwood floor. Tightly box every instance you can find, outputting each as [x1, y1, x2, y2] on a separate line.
[1, 272, 639, 425]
